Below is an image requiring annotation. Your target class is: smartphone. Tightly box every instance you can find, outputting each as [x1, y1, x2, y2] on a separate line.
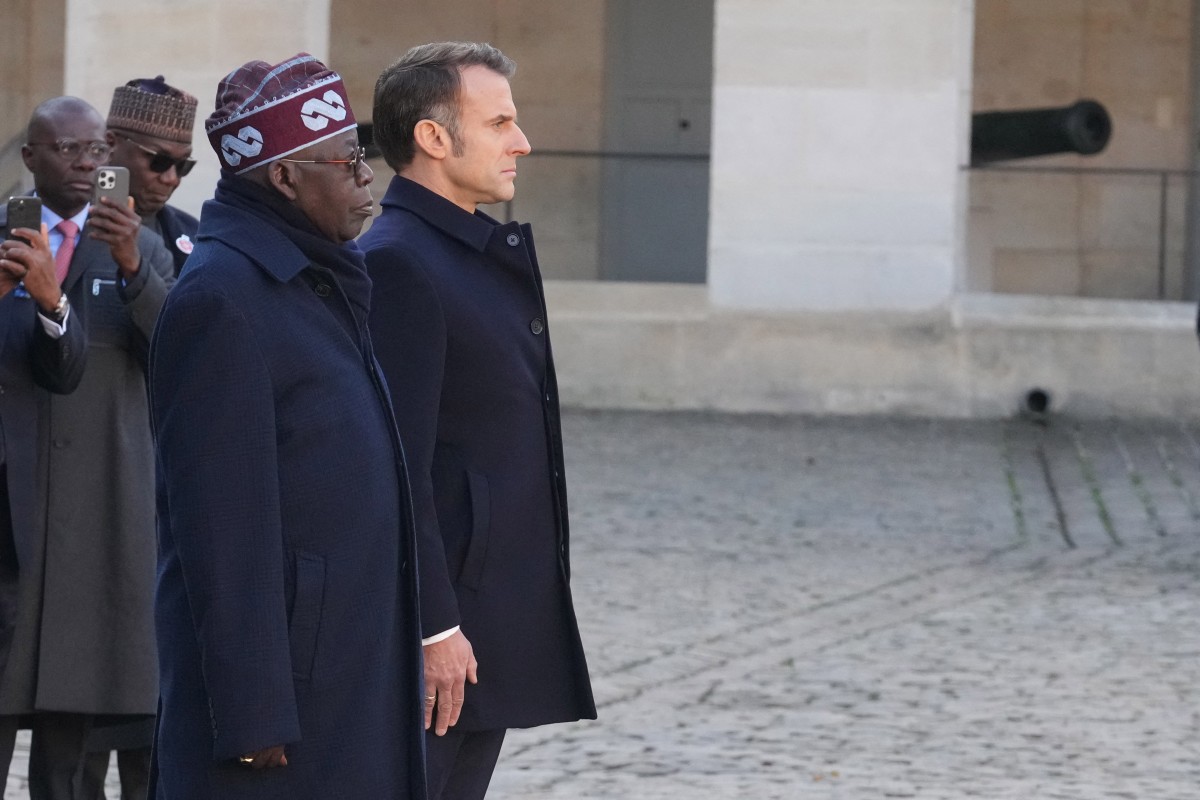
[5, 196, 42, 245]
[93, 166, 130, 207]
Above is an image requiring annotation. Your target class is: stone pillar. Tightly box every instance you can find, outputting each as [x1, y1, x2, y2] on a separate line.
[708, 0, 976, 311]
[63, 0, 332, 217]
[1184, 0, 1200, 302]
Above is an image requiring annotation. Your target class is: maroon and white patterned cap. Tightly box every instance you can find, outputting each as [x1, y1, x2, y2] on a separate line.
[205, 53, 357, 175]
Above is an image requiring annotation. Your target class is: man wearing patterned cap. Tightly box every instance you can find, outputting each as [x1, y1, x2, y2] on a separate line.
[149, 54, 425, 798]
[107, 75, 200, 276]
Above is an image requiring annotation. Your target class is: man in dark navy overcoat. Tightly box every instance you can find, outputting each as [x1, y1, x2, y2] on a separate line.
[149, 54, 425, 799]
[361, 42, 596, 800]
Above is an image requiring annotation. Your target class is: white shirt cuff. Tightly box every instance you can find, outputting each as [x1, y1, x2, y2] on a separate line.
[37, 306, 69, 339]
[422, 626, 460, 646]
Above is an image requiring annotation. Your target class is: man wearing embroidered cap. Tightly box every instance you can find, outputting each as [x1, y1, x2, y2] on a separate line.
[149, 54, 425, 798]
[107, 75, 200, 276]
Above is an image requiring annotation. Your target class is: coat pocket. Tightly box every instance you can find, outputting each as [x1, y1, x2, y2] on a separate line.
[80, 273, 126, 340]
[288, 551, 326, 682]
[457, 471, 490, 590]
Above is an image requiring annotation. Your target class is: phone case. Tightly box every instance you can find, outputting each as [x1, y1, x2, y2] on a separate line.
[6, 196, 42, 243]
[93, 167, 130, 206]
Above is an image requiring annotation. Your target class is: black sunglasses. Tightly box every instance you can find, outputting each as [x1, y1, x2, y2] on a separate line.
[114, 131, 197, 177]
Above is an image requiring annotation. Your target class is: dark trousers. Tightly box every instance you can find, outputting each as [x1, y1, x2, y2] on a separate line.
[0, 462, 18, 686]
[0, 712, 92, 800]
[425, 728, 506, 800]
[77, 746, 150, 800]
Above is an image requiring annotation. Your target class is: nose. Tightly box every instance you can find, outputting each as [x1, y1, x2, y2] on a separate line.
[160, 165, 181, 187]
[511, 124, 531, 157]
[358, 161, 375, 186]
[75, 151, 103, 170]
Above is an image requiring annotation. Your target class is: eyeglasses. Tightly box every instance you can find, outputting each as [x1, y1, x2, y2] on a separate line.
[113, 131, 197, 177]
[27, 138, 111, 162]
[278, 146, 368, 174]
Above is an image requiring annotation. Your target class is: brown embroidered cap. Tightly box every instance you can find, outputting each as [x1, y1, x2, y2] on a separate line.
[107, 76, 198, 144]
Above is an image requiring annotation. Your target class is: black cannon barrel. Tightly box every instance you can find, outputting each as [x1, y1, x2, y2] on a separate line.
[970, 100, 1112, 165]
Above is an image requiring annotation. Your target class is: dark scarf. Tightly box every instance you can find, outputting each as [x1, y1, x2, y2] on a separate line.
[213, 175, 373, 319]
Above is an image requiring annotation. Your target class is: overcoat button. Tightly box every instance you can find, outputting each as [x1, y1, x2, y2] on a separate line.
[530, 318, 544, 335]
[315, 284, 332, 298]
[506, 233, 520, 247]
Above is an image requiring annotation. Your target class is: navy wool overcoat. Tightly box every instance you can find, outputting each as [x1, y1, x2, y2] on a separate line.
[148, 198, 425, 799]
[361, 176, 596, 731]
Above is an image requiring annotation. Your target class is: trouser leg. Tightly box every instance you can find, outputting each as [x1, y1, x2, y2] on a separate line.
[28, 712, 91, 800]
[74, 750, 109, 800]
[0, 714, 19, 785]
[424, 728, 506, 800]
[116, 747, 150, 800]
[0, 465, 18, 685]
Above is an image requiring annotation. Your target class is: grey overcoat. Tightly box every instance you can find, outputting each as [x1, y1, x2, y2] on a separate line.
[0, 220, 173, 716]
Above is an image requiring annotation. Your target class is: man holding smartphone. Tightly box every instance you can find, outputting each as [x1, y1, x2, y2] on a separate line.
[0, 95, 173, 800]
[106, 75, 200, 276]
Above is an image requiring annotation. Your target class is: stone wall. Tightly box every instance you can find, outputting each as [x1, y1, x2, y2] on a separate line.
[331, 0, 608, 279]
[969, 0, 1194, 299]
[707, 0, 975, 311]
[58, 0, 333, 218]
[546, 282, 1200, 419]
[0, 0, 66, 196]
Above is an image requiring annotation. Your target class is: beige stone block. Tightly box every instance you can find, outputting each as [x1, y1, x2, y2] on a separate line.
[867, 1, 967, 90]
[1095, 116, 1189, 170]
[800, 89, 960, 191]
[972, 0, 1086, 109]
[519, 102, 604, 152]
[332, 0, 496, 115]
[973, 0, 1191, 171]
[506, 156, 601, 279]
[1077, 174, 1162, 250]
[716, 0, 870, 89]
[992, 249, 1081, 296]
[718, 0, 964, 91]
[710, 87, 810, 197]
[533, 238, 601, 282]
[717, 189, 956, 249]
[1079, 249, 1163, 300]
[332, 0, 606, 149]
[709, 242, 955, 311]
[969, 172, 1081, 250]
[1160, 248, 1187, 300]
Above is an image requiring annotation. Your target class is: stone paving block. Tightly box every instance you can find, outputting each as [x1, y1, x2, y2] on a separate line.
[9, 410, 1200, 799]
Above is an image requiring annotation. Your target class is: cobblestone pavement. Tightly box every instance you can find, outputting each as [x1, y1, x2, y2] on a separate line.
[488, 411, 1200, 799]
[7, 411, 1200, 799]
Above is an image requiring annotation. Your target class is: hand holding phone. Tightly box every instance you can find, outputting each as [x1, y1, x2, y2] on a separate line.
[88, 167, 142, 278]
[0, 196, 59, 308]
[92, 167, 130, 208]
[5, 196, 42, 246]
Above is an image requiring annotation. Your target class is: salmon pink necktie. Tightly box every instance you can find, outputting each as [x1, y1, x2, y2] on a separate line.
[54, 219, 78, 285]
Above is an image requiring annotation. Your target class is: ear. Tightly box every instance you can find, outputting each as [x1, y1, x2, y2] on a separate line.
[266, 160, 300, 201]
[105, 130, 116, 148]
[412, 119, 449, 161]
[20, 145, 34, 172]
